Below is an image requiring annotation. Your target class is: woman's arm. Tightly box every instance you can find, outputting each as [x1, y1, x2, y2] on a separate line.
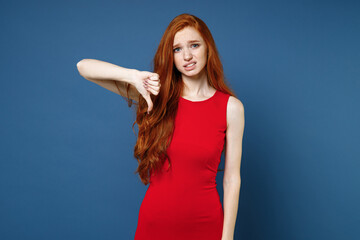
[222, 96, 245, 240]
[76, 59, 161, 113]
[76, 59, 140, 101]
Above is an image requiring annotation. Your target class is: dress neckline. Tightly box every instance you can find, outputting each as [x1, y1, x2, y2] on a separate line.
[180, 90, 218, 103]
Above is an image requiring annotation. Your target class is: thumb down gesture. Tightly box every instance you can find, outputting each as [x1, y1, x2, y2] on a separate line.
[132, 70, 161, 114]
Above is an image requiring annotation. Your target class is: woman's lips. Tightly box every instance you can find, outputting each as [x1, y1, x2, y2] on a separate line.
[184, 62, 196, 71]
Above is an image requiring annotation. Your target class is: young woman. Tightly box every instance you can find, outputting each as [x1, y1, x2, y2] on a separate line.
[77, 13, 244, 240]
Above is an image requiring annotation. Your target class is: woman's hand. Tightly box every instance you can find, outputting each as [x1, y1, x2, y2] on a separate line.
[130, 69, 161, 114]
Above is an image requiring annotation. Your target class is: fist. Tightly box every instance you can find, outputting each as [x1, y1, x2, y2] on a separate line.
[131, 70, 161, 114]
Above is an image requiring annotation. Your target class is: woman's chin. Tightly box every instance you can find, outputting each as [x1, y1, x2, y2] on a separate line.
[181, 68, 205, 78]
[182, 72, 199, 78]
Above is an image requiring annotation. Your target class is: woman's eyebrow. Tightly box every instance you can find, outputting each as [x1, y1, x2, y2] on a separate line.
[173, 40, 200, 48]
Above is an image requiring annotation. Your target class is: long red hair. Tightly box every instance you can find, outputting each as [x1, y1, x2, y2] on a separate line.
[123, 13, 236, 185]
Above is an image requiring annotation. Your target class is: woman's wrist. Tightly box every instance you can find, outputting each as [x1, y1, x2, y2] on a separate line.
[124, 68, 139, 86]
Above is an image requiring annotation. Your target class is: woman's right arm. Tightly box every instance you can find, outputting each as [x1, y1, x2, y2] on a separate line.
[76, 59, 160, 113]
[76, 59, 140, 101]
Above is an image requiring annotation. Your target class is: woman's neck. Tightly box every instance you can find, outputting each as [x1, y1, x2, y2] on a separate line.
[181, 69, 212, 95]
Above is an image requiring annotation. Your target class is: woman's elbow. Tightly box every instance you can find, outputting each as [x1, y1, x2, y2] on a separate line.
[76, 59, 88, 76]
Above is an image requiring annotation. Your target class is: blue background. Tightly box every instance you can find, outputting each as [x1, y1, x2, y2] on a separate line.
[1, 0, 359, 239]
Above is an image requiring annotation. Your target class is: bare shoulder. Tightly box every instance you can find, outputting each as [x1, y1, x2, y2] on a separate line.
[226, 96, 245, 128]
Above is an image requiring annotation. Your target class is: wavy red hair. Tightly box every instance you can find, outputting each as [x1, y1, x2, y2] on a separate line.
[123, 13, 236, 185]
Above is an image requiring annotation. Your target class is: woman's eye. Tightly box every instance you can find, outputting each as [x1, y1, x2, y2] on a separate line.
[173, 44, 199, 52]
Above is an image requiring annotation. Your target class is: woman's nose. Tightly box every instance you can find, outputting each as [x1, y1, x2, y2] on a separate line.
[183, 49, 192, 60]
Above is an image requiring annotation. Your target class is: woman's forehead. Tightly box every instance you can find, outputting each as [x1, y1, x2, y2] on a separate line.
[173, 27, 203, 44]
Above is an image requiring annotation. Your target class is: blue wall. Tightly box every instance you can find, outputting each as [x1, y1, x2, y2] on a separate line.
[0, 0, 359, 239]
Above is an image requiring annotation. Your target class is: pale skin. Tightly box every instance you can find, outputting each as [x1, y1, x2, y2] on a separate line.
[76, 59, 160, 113]
[76, 26, 244, 240]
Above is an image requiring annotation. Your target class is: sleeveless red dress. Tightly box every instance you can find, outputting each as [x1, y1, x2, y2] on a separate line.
[134, 90, 230, 240]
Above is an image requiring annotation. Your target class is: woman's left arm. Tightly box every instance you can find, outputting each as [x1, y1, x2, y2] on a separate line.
[221, 96, 245, 240]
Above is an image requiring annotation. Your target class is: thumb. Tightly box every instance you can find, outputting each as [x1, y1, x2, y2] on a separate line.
[143, 93, 153, 114]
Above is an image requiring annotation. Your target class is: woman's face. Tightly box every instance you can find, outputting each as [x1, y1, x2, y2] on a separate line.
[173, 26, 207, 79]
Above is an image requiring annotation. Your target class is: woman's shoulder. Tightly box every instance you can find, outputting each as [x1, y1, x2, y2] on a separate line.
[228, 95, 244, 109]
[217, 91, 244, 111]
[226, 95, 245, 128]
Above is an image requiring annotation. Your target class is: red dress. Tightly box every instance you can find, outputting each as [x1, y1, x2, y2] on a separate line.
[134, 90, 230, 240]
